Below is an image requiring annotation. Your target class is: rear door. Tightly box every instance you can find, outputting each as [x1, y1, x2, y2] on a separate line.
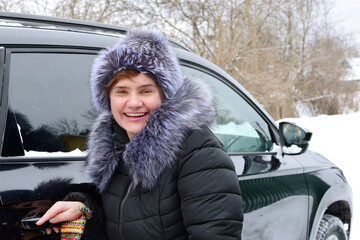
[0, 48, 99, 239]
[181, 63, 309, 240]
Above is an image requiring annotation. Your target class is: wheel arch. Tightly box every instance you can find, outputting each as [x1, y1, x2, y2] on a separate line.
[309, 183, 353, 239]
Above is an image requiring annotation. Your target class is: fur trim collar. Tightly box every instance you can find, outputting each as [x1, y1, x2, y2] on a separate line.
[86, 77, 216, 192]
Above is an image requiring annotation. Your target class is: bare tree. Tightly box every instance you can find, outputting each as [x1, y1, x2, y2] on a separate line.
[141, 0, 359, 118]
[51, 0, 119, 23]
[0, 0, 21, 12]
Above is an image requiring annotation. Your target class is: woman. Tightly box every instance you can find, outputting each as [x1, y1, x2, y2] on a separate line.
[37, 29, 243, 239]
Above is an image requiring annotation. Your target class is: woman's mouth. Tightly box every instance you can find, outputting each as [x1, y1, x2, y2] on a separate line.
[124, 112, 148, 119]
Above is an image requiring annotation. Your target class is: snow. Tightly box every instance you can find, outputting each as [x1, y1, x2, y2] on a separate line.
[212, 121, 258, 137]
[280, 111, 360, 239]
[0, 21, 24, 27]
[25, 148, 87, 157]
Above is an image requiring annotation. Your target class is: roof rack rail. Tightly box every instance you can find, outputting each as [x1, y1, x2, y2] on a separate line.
[0, 11, 127, 34]
[0, 11, 190, 51]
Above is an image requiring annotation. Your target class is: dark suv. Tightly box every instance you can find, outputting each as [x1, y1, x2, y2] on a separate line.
[0, 12, 353, 240]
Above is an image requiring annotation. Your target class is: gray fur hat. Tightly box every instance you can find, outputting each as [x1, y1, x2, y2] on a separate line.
[90, 29, 183, 112]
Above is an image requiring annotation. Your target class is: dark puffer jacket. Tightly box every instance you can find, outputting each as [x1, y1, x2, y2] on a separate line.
[73, 76, 243, 239]
[99, 125, 242, 240]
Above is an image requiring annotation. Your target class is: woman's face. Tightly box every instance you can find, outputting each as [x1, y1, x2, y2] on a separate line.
[109, 72, 163, 141]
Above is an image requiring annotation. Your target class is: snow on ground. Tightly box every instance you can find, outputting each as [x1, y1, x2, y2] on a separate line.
[281, 111, 360, 239]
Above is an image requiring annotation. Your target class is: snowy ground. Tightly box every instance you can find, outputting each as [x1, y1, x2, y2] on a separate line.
[281, 111, 360, 239]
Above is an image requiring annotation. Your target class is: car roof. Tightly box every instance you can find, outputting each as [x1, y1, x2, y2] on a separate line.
[0, 11, 190, 51]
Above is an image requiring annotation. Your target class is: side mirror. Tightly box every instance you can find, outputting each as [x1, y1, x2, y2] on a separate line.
[279, 122, 312, 155]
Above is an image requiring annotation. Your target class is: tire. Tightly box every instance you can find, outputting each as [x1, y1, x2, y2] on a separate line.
[316, 214, 347, 240]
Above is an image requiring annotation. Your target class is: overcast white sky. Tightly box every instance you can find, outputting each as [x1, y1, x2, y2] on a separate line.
[331, 0, 360, 44]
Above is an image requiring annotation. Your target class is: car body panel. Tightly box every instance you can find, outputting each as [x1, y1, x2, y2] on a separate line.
[0, 158, 94, 239]
[0, 46, 8, 147]
[236, 154, 308, 240]
[1, 26, 118, 49]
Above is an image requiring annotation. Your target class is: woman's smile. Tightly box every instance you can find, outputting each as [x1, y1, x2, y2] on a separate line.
[124, 112, 149, 121]
[125, 112, 147, 118]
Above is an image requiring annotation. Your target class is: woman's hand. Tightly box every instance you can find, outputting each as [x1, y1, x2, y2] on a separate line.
[36, 201, 85, 234]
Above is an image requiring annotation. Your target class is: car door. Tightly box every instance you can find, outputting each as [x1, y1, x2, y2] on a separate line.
[0, 48, 99, 239]
[0, 46, 13, 240]
[181, 63, 309, 240]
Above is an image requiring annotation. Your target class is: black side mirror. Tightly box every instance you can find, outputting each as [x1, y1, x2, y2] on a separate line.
[279, 122, 312, 155]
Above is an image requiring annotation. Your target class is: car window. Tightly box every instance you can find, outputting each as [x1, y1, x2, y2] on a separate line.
[181, 66, 274, 153]
[2, 52, 274, 157]
[2, 52, 98, 157]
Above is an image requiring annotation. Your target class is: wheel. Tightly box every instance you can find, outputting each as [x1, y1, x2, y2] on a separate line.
[316, 214, 347, 240]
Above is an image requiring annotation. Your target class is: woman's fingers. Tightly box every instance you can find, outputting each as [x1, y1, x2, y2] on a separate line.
[49, 205, 80, 223]
[44, 227, 59, 235]
[36, 201, 85, 235]
[36, 201, 85, 225]
[39, 202, 64, 235]
[53, 226, 60, 233]
[36, 201, 65, 225]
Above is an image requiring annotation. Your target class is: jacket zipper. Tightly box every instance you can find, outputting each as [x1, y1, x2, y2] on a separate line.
[119, 181, 133, 240]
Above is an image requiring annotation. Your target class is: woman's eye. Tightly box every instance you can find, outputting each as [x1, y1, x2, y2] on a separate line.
[141, 89, 151, 94]
[114, 90, 127, 95]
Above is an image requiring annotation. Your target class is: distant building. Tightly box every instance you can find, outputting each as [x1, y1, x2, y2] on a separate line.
[344, 58, 360, 86]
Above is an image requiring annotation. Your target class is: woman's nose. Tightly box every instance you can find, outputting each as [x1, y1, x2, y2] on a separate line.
[127, 94, 142, 108]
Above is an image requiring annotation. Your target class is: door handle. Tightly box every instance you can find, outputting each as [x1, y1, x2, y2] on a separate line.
[21, 215, 50, 230]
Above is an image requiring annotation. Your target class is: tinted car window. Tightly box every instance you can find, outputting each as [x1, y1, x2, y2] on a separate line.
[3, 53, 275, 157]
[182, 66, 274, 153]
[2, 52, 98, 156]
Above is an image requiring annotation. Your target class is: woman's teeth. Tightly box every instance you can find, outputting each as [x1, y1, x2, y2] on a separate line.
[125, 113, 146, 117]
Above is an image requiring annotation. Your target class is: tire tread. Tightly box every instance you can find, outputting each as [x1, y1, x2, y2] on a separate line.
[316, 214, 347, 240]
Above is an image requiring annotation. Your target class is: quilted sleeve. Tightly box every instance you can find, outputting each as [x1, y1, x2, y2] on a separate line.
[178, 142, 243, 239]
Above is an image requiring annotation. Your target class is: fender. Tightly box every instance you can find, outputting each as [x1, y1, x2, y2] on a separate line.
[309, 183, 353, 239]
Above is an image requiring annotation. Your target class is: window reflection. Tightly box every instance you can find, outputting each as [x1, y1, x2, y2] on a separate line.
[3, 52, 98, 156]
[181, 66, 274, 153]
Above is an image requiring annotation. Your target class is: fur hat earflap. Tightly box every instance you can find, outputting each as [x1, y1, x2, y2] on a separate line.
[90, 29, 183, 112]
